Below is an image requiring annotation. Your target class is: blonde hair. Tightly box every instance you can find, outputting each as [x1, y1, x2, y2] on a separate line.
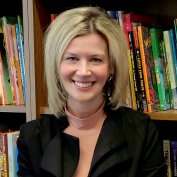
[44, 6, 129, 117]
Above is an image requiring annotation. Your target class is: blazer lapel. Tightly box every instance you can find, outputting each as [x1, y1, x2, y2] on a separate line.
[89, 115, 132, 176]
[40, 131, 80, 177]
[40, 131, 63, 177]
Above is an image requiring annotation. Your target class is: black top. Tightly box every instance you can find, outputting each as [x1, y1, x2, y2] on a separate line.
[17, 106, 167, 177]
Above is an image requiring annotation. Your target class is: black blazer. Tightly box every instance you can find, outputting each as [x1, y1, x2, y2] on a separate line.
[17, 107, 166, 177]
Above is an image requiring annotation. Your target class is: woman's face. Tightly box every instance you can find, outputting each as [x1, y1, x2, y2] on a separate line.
[59, 33, 110, 105]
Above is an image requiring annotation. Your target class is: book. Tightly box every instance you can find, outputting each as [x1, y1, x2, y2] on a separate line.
[1, 133, 9, 177]
[163, 140, 172, 177]
[1, 16, 19, 105]
[0, 29, 13, 105]
[163, 30, 177, 110]
[0, 134, 3, 176]
[170, 141, 177, 176]
[138, 25, 160, 112]
[132, 23, 148, 112]
[0, 52, 4, 105]
[128, 31, 144, 111]
[11, 24, 24, 105]
[174, 19, 177, 47]
[15, 15, 26, 105]
[150, 28, 171, 111]
[169, 29, 177, 84]
[7, 131, 19, 177]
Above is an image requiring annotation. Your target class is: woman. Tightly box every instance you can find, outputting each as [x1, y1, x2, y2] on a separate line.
[17, 6, 166, 177]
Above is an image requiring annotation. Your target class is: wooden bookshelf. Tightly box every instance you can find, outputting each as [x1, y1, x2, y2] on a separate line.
[148, 110, 177, 121]
[0, 0, 176, 125]
[0, 0, 31, 127]
[0, 105, 26, 113]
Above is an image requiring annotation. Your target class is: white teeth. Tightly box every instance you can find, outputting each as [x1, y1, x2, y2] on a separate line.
[75, 81, 92, 88]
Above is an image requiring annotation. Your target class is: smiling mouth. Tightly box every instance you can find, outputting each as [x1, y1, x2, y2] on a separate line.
[74, 81, 93, 88]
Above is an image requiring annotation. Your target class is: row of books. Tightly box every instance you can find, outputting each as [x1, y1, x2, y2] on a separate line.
[163, 139, 177, 177]
[0, 15, 26, 106]
[0, 130, 19, 177]
[107, 10, 177, 113]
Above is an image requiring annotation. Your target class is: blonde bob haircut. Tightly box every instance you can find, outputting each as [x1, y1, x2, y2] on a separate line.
[44, 6, 129, 117]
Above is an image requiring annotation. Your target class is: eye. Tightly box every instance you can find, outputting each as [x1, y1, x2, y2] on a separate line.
[65, 57, 78, 62]
[91, 58, 102, 63]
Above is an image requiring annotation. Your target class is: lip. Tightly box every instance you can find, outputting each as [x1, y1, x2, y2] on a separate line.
[74, 81, 93, 88]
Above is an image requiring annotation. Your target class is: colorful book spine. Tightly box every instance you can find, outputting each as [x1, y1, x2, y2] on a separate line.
[138, 25, 160, 112]
[132, 23, 148, 112]
[169, 29, 177, 83]
[2, 133, 9, 177]
[163, 140, 172, 177]
[0, 135, 4, 176]
[15, 16, 26, 105]
[150, 28, 171, 110]
[0, 52, 5, 105]
[163, 30, 177, 110]
[127, 51, 137, 110]
[11, 24, 24, 105]
[0, 32, 13, 105]
[170, 141, 177, 177]
[1, 17, 16, 105]
[174, 19, 177, 48]
[128, 31, 144, 111]
[7, 131, 19, 177]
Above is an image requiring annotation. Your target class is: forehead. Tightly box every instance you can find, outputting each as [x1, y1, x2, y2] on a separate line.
[64, 33, 108, 53]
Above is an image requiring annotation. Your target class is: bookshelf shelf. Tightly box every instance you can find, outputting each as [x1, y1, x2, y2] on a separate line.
[148, 110, 177, 121]
[0, 105, 26, 113]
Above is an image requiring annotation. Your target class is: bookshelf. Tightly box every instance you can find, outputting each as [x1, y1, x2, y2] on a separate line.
[1, 0, 177, 126]
[0, 0, 30, 130]
[26, 0, 177, 122]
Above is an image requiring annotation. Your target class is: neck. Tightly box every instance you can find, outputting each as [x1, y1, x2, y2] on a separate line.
[66, 99, 105, 119]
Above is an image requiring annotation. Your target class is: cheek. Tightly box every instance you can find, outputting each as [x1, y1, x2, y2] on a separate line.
[96, 66, 109, 83]
[59, 63, 73, 80]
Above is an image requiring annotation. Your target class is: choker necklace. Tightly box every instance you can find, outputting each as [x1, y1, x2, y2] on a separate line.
[65, 101, 105, 130]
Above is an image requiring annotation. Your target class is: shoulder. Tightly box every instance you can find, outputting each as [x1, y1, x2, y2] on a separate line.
[110, 106, 156, 139]
[20, 115, 57, 131]
[19, 115, 63, 144]
[111, 106, 151, 123]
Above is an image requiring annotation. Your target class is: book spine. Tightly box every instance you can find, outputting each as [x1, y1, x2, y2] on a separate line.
[0, 135, 4, 176]
[7, 131, 20, 177]
[138, 25, 159, 112]
[127, 51, 137, 110]
[163, 140, 172, 177]
[1, 47, 14, 105]
[163, 30, 177, 110]
[11, 24, 24, 105]
[170, 141, 177, 176]
[7, 24, 20, 105]
[15, 22, 26, 105]
[133, 24, 147, 112]
[2, 133, 9, 177]
[2, 17, 15, 105]
[150, 28, 171, 110]
[128, 31, 144, 111]
[174, 19, 177, 48]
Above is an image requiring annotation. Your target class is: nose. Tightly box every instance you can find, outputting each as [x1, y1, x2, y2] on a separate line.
[76, 60, 91, 76]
